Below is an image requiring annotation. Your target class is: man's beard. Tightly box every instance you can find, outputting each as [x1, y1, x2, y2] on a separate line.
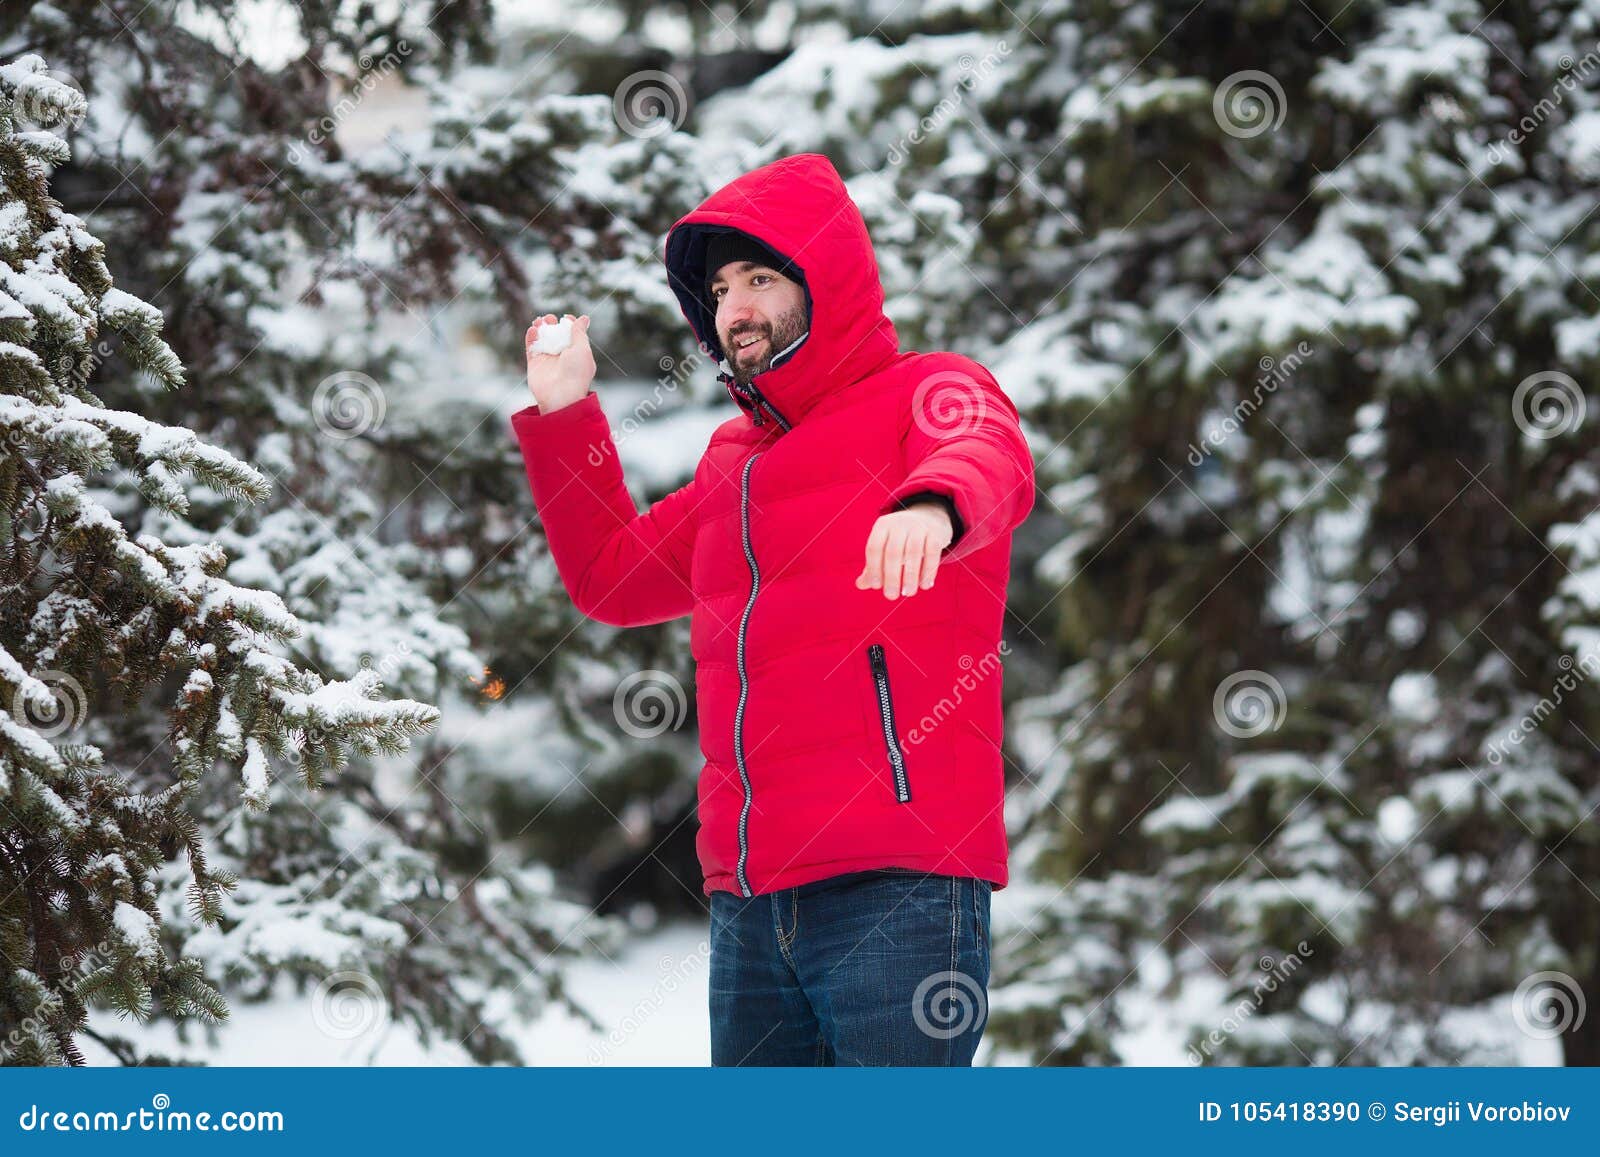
[722, 302, 808, 387]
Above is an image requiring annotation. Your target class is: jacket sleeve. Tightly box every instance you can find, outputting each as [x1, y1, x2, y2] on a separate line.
[876, 357, 1035, 563]
[889, 490, 966, 548]
[510, 391, 699, 627]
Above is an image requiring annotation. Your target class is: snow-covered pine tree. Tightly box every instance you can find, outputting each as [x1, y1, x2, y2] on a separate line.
[973, 0, 1600, 1065]
[0, 0, 654, 1063]
[0, 53, 441, 1064]
[676, 0, 1598, 1065]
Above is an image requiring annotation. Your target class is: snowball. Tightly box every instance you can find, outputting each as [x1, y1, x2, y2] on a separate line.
[532, 317, 573, 354]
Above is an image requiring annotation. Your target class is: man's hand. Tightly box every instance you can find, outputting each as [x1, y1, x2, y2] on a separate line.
[525, 313, 595, 414]
[855, 501, 954, 600]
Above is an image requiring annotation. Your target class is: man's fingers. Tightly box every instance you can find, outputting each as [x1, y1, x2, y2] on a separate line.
[914, 537, 940, 592]
[894, 530, 932, 598]
[858, 518, 946, 599]
[857, 521, 887, 590]
[528, 314, 592, 359]
[880, 528, 907, 599]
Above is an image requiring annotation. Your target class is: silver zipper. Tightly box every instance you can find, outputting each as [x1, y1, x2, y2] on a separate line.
[867, 643, 911, 803]
[733, 450, 764, 896]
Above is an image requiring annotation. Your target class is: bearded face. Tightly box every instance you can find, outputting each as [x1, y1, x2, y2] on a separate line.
[709, 262, 809, 386]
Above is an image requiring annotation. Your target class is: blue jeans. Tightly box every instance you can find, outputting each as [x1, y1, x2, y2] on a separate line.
[708, 867, 992, 1066]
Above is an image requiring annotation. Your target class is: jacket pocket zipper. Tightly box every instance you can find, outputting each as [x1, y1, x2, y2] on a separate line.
[866, 643, 911, 803]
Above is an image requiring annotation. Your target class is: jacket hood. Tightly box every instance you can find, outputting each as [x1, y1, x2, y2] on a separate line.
[664, 153, 900, 430]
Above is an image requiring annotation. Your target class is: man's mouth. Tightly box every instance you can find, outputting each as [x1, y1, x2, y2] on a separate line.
[733, 333, 766, 358]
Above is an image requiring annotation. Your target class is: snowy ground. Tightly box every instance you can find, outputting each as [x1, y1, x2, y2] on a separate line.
[85, 893, 1557, 1066]
[84, 921, 712, 1066]
[82, 888, 1190, 1066]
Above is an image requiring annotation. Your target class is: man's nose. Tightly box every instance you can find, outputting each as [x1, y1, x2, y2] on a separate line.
[719, 290, 757, 327]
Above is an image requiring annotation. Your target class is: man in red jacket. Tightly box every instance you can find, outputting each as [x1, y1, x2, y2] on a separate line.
[512, 153, 1034, 1065]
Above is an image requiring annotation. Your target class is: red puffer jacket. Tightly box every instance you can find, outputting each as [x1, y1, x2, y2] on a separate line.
[511, 153, 1034, 897]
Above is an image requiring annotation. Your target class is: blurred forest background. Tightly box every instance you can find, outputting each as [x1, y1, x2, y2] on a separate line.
[1, 0, 1597, 1065]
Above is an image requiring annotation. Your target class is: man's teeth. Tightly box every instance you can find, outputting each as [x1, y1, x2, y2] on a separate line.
[737, 335, 763, 348]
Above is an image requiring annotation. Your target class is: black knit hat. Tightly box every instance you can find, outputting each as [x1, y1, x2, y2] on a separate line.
[702, 231, 800, 302]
